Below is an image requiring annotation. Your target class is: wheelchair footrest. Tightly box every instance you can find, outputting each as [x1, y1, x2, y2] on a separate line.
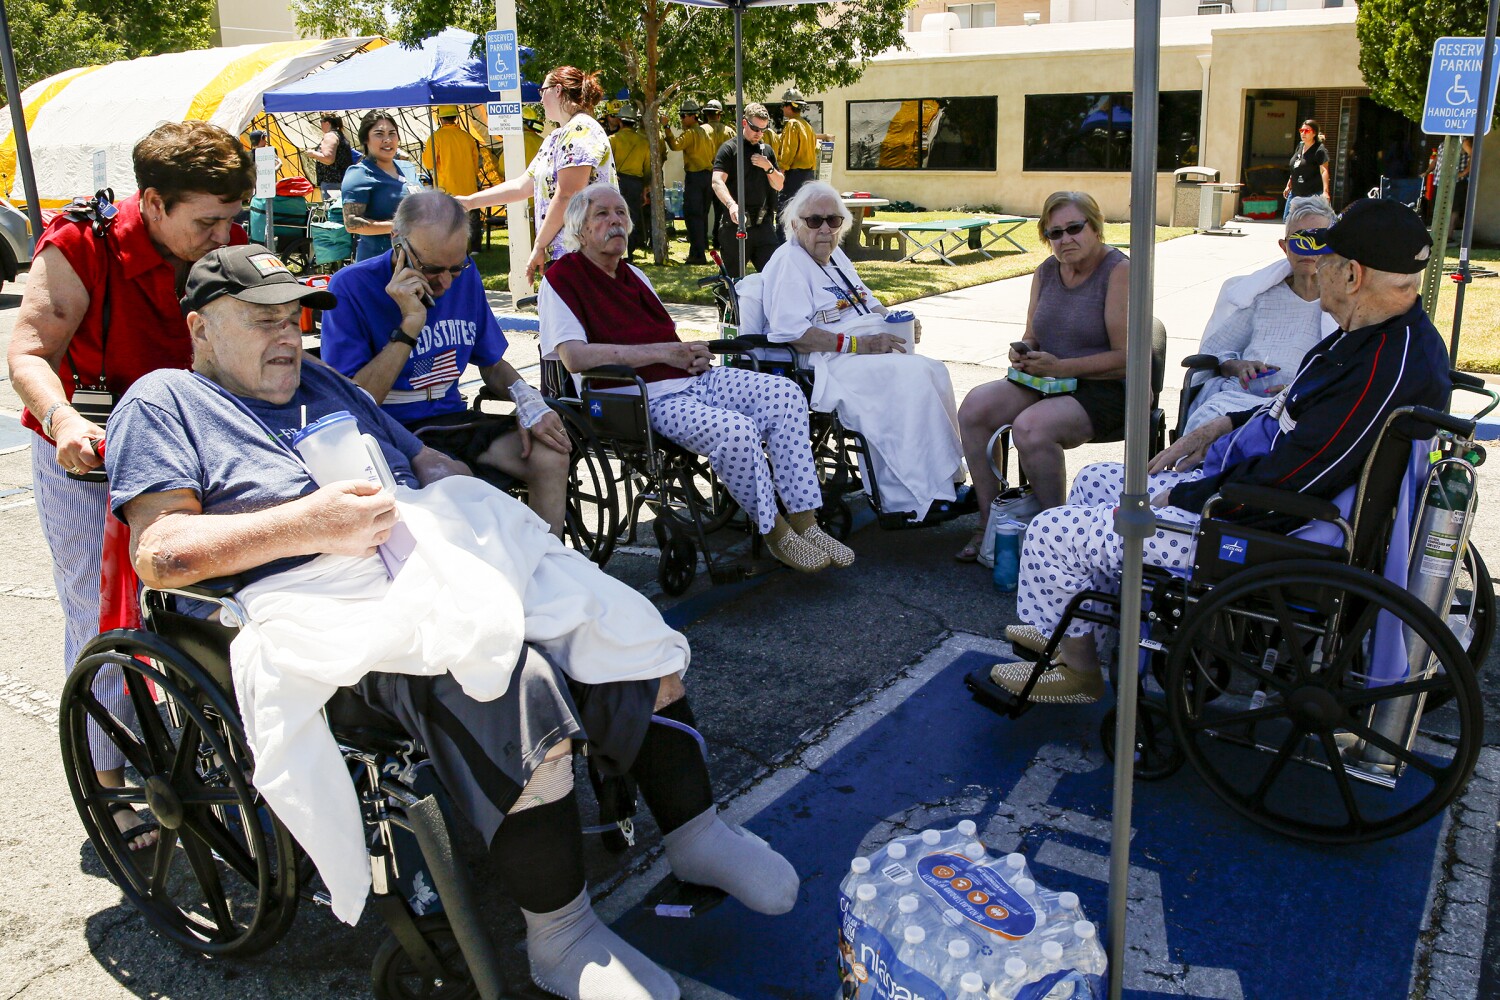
[639, 874, 728, 919]
[707, 557, 779, 585]
[964, 669, 1032, 720]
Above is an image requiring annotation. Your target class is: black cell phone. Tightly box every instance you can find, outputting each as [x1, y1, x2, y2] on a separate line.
[1011, 341, 1032, 355]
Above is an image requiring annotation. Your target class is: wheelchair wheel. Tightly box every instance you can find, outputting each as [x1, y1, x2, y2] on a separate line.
[557, 406, 621, 566]
[60, 630, 300, 956]
[658, 535, 699, 596]
[370, 914, 477, 1000]
[1100, 702, 1184, 782]
[1165, 560, 1481, 844]
[656, 456, 737, 535]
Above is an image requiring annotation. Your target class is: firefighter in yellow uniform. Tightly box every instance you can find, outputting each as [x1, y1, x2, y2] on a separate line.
[662, 98, 716, 265]
[422, 105, 485, 251]
[702, 99, 736, 248]
[776, 88, 819, 215]
[609, 104, 651, 259]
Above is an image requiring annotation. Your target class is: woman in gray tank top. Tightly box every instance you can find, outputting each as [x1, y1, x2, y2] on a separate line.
[955, 191, 1129, 562]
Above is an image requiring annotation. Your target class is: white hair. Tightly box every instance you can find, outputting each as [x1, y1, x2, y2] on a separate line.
[561, 182, 631, 252]
[1285, 194, 1334, 235]
[781, 180, 852, 245]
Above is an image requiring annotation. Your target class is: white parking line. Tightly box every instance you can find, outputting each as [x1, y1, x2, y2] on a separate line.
[0, 670, 59, 727]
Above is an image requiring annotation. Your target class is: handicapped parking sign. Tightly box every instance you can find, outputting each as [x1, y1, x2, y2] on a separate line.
[1423, 36, 1500, 136]
[485, 29, 520, 93]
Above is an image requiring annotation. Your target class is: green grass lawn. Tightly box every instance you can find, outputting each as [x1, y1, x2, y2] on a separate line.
[475, 212, 1193, 306]
[1428, 249, 1500, 373]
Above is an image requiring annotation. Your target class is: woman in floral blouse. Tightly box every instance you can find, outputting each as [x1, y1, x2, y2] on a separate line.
[460, 65, 617, 284]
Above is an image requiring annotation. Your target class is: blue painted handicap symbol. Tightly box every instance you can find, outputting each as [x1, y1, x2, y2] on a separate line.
[1218, 536, 1247, 564]
[588, 399, 604, 418]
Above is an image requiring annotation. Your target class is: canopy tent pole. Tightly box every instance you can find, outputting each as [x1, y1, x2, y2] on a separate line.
[733, 2, 748, 277]
[1445, 0, 1499, 365]
[1107, 0, 1162, 994]
[0, 0, 43, 248]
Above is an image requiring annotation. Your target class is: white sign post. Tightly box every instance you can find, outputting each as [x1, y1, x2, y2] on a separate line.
[489, 5, 531, 293]
[1423, 36, 1500, 136]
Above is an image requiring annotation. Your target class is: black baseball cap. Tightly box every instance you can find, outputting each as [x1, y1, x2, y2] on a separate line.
[1286, 197, 1433, 274]
[181, 244, 338, 314]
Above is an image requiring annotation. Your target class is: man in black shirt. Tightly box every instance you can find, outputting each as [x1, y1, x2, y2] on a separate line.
[711, 101, 784, 277]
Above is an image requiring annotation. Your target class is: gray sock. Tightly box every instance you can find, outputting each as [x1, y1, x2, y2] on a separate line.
[662, 807, 800, 915]
[522, 887, 680, 1000]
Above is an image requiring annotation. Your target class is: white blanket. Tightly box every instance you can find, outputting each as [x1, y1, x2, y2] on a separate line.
[230, 476, 689, 924]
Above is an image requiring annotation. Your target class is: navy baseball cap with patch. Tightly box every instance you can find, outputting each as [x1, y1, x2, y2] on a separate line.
[181, 244, 338, 314]
[1286, 197, 1433, 274]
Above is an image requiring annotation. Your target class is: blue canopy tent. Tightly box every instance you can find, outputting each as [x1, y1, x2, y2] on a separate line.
[262, 27, 539, 112]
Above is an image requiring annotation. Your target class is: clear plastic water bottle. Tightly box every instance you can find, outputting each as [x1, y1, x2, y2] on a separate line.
[896, 925, 943, 983]
[957, 972, 986, 996]
[883, 893, 924, 941]
[993, 521, 1022, 592]
[1004, 852, 1029, 881]
[1071, 920, 1108, 976]
[921, 829, 943, 851]
[851, 882, 883, 926]
[963, 841, 988, 861]
[938, 937, 981, 990]
[990, 957, 1029, 999]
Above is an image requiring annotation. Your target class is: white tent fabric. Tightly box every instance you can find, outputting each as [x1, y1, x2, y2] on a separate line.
[0, 37, 380, 205]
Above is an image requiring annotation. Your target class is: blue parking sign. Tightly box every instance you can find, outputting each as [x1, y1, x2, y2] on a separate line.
[1423, 36, 1500, 136]
[486, 29, 520, 93]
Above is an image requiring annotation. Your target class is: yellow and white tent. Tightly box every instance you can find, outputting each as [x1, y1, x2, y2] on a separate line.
[0, 37, 383, 206]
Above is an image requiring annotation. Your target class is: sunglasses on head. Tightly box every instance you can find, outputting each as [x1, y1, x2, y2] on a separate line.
[399, 241, 472, 277]
[801, 214, 841, 231]
[1043, 220, 1089, 242]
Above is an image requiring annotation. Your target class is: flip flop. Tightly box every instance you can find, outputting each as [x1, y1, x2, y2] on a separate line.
[106, 801, 161, 855]
[955, 530, 984, 563]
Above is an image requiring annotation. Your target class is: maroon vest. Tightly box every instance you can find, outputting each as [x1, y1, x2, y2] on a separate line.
[544, 252, 691, 383]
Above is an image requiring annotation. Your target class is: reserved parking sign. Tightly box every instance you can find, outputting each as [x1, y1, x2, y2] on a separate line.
[1423, 36, 1500, 136]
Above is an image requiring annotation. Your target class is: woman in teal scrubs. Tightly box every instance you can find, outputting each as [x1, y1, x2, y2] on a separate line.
[342, 110, 422, 261]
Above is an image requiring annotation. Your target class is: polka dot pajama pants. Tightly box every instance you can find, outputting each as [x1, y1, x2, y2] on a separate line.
[1017, 461, 1206, 638]
[648, 367, 822, 535]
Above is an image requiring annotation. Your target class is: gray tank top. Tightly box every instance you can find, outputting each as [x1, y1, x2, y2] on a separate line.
[1032, 247, 1126, 360]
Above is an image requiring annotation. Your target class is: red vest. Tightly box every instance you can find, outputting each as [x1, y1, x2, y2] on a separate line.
[543, 251, 691, 383]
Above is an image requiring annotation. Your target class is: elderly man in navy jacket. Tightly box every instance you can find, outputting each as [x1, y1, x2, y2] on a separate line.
[989, 198, 1449, 704]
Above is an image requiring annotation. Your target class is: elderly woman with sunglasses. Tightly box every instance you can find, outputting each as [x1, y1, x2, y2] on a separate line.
[955, 190, 1128, 562]
[754, 181, 967, 526]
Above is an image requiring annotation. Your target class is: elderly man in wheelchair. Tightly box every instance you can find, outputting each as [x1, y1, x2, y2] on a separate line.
[538, 182, 855, 574]
[988, 199, 1450, 705]
[970, 198, 1493, 845]
[92, 243, 799, 1000]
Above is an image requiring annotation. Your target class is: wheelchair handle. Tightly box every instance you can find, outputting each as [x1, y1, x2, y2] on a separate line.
[1450, 369, 1499, 421]
[1394, 405, 1476, 442]
[1216, 483, 1342, 525]
[514, 294, 539, 310]
[696, 275, 727, 289]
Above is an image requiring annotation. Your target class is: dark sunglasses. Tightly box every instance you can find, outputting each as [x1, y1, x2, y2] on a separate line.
[399, 241, 472, 277]
[744, 120, 767, 133]
[801, 214, 841, 231]
[1043, 220, 1089, 242]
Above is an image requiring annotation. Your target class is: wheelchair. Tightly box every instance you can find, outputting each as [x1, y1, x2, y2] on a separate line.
[538, 344, 778, 597]
[967, 387, 1496, 845]
[701, 263, 965, 536]
[60, 578, 516, 997]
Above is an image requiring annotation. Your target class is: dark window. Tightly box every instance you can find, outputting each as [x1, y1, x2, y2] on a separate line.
[1023, 92, 1202, 172]
[846, 97, 997, 171]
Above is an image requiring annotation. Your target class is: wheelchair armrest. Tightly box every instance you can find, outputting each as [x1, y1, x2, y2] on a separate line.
[578, 364, 640, 382]
[171, 576, 246, 600]
[514, 294, 538, 310]
[696, 275, 727, 289]
[732, 334, 772, 348]
[1216, 484, 1341, 524]
[1181, 354, 1220, 371]
[707, 337, 761, 355]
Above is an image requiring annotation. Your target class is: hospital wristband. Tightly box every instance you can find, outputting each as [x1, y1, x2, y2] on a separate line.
[850, 336, 858, 354]
[835, 333, 845, 353]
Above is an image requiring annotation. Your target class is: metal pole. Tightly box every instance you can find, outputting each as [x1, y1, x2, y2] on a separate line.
[1107, 0, 1161, 995]
[733, 3, 747, 277]
[1421, 135, 1459, 318]
[1447, 0, 1499, 366]
[496, 0, 533, 293]
[0, 0, 44, 249]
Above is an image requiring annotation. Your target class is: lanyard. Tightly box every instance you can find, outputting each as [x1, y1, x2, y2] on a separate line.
[191, 371, 314, 473]
[822, 262, 873, 315]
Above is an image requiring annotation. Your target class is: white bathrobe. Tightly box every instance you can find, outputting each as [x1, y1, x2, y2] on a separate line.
[752, 244, 965, 520]
[230, 476, 688, 924]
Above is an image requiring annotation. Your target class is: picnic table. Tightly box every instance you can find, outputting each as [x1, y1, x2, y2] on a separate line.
[841, 195, 890, 255]
[866, 215, 1030, 265]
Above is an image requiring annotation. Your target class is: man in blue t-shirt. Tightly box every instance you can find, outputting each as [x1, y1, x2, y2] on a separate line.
[321, 189, 570, 534]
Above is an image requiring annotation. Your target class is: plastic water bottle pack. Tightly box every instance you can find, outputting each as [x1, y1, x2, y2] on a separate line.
[837, 822, 1106, 999]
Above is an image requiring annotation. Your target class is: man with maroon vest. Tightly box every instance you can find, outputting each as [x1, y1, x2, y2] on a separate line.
[537, 183, 852, 573]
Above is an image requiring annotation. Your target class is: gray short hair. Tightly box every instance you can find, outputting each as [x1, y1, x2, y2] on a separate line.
[392, 189, 469, 241]
[743, 102, 770, 121]
[1285, 195, 1334, 235]
[561, 182, 630, 252]
[782, 180, 851, 244]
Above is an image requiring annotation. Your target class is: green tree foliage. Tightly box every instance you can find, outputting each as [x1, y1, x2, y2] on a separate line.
[288, 0, 913, 262]
[2, 0, 215, 106]
[1356, 0, 1492, 124]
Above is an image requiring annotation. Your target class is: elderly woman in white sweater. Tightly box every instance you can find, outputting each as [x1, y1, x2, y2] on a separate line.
[750, 181, 968, 525]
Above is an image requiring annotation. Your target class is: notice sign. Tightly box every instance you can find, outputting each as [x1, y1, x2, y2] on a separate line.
[486, 29, 520, 93]
[487, 101, 522, 137]
[1423, 36, 1500, 136]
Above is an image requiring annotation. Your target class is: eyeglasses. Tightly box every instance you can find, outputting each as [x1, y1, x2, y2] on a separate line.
[540, 83, 561, 94]
[1299, 127, 1314, 133]
[744, 120, 768, 133]
[1042, 220, 1089, 242]
[801, 214, 841, 231]
[400, 241, 472, 277]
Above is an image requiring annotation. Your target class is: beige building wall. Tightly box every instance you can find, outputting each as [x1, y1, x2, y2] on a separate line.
[215, 0, 302, 46]
[909, 0, 1051, 28]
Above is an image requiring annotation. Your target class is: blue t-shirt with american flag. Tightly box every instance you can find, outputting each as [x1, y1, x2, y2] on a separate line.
[321, 250, 509, 424]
